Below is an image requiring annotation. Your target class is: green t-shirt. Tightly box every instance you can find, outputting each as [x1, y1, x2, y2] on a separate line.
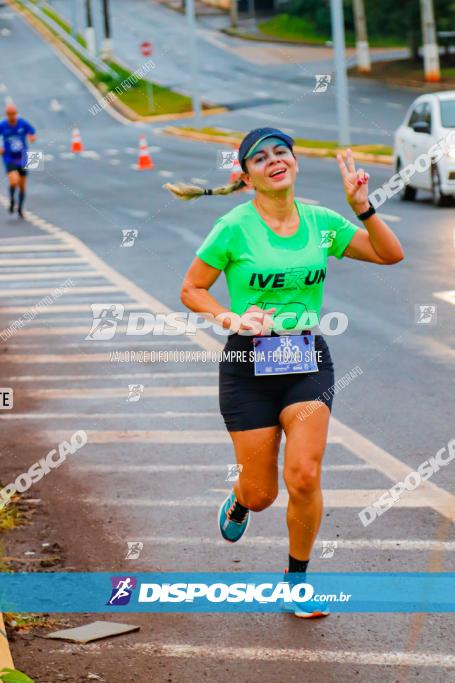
[196, 200, 359, 332]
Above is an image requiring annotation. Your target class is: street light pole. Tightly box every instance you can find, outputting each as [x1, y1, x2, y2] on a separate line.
[353, 0, 370, 73]
[101, 0, 113, 61]
[230, 0, 238, 29]
[330, 0, 351, 146]
[186, 0, 202, 127]
[420, 0, 440, 82]
[85, 0, 96, 57]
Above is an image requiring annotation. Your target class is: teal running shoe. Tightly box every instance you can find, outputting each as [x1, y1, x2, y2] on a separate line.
[281, 570, 330, 619]
[218, 490, 250, 543]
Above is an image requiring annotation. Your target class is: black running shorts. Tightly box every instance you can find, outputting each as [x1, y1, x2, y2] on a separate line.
[5, 162, 27, 176]
[219, 332, 335, 431]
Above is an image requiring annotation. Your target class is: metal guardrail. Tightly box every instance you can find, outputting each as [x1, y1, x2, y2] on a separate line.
[22, 0, 117, 77]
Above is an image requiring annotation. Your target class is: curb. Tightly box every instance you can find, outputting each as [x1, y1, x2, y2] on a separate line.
[0, 613, 14, 669]
[163, 126, 394, 165]
[8, 0, 227, 124]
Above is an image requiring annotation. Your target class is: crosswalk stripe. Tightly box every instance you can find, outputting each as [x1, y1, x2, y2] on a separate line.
[133, 536, 455, 551]
[0, 271, 99, 281]
[0, 285, 119, 296]
[0, 244, 71, 252]
[0, 303, 144, 313]
[3, 340, 194, 349]
[434, 290, 455, 306]
[1, 371, 218, 381]
[0, 353, 189, 363]
[0, 258, 84, 266]
[332, 418, 455, 522]
[82, 643, 455, 668]
[72, 463, 374, 473]
[22, 386, 218, 398]
[83, 491, 434, 508]
[1, 412, 221, 419]
[37, 430, 343, 444]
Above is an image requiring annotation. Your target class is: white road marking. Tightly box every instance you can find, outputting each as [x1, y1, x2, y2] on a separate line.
[3, 341, 195, 349]
[0, 258, 84, 266]
[72, 463, 371, 472]
[106, 149, 119, 155]
[39, 430, 343, 444]
[434, 290, 455, 306]
[0, 244, 70, 252]
[83, 490, 433, 508]
[54, 642, 455, 669]
[109, 159, 120, 165]
[0, 271, 98, 281]
[21, 386, 214, 399]
[2, 371, 218, 381]
[81, 150, 101, 160]
[378, 213, 401, 222]
[0, 285, 119, 297]
[360, 97, 371, 103]
[1, 412, 220, 419]
[190, 177, 208, 185]
[59, 152, 75, 160]
[386, 102, 404, 109]
[331, 417, 455, 522]
[0, 302, 145, 314]
[159, 170, 173, 178]
[0, 235, 57, 242]
[295, 196, 320, 205]
[49, 99, 63, 112]
[134, 536, 455, 552]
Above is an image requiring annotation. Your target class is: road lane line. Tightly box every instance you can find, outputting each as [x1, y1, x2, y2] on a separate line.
[434, 290, 455, 306]
[0, 271, 99, 281]
[331, 418, 455, 522]
[0, 244, 71, 252]
[3, 340, 195, 349]
[71, 463, 373, 473]
[133, 536, 455, 552]
[0, 285, 119, 297]
[131, 643, 455, 668]
[378, 213, 401, 222]
[0, 303, 145, 314]
[24, 386, 218, 398]
[53, 642, 455, 668]
[0, 258, 85, 266]
[1, 371, 218, 380]
[38, 430, 343, 444]
[1, 412, 221, 419]
[82, 491, 436, 508]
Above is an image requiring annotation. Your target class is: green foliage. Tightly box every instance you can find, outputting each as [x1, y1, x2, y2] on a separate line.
[0, 669, 35, 683]
[282, 0, 455, 56]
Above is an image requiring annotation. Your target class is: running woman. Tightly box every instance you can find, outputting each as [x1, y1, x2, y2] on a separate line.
[165, 127, 404, 618]
[0, 103, 37, 218]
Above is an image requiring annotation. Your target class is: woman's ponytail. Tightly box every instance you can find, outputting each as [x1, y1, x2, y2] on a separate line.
[164, 177, 246, 201]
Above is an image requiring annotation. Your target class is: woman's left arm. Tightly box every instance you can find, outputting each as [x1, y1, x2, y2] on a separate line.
[337, 149, 405, 265]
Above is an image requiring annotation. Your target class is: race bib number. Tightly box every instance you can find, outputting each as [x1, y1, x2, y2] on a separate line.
[253, 335, 319, 376]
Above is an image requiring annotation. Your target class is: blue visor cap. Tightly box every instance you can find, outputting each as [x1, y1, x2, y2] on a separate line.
[238, 128, 295, 170]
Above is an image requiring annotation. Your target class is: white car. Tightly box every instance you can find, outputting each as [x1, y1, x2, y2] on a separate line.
[394, 91, 455, 206]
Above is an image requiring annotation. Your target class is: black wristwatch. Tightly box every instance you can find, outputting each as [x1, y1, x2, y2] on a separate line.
[356, 201, 376, 221]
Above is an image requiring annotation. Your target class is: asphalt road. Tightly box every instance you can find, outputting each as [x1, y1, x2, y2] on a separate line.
[48, 0, 412, 143]
[0, 4, 454, 682]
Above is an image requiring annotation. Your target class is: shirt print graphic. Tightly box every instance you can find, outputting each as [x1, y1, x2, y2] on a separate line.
[248, 267, 326, 291]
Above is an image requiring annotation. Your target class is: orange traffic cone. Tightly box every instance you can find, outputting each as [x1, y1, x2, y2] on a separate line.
[71, 127, 84, 153]
[137, 135, 153, 170]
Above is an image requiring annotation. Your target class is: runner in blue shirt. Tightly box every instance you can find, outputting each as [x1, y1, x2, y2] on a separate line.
[0, 103, 37, 217]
